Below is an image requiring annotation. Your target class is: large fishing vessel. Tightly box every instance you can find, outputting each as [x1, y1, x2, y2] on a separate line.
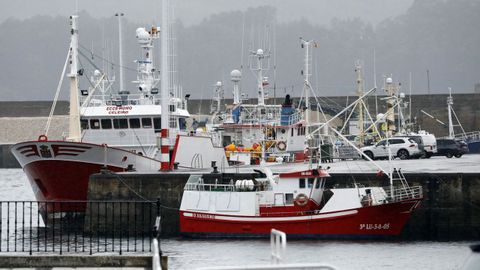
[179, 166, 422, 238]
[11, 12, 187, 217]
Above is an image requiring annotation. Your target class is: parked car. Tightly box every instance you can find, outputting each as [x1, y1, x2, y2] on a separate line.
[361, 138, 423, 160]
[435, 139, 469, 158]
[395, 132, 437, 158]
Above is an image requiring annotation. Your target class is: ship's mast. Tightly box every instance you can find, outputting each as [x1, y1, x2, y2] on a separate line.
[447, 87, 454, 139]
[355, 61, 364, 144]
[67, 15, 81, 142]
[384, 77, 397, 137]
[135, 26, 160, 98]
[160, 0, 171, 171]
[250, 49, 268, 106]
[115, 13, 125, 93]
[301, 39, 314, 124]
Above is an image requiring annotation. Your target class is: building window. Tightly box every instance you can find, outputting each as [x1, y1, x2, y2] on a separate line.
[129, 118, 141, 129]
[90, 119, 100, 129]
[101, 119, 112, 129]
[142, 118, 152, 128]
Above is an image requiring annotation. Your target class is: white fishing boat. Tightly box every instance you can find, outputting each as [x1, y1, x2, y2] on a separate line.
[11, 5, 188, 218]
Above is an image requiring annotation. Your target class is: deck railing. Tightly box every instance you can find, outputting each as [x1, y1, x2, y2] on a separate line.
[385, 186, 423, 202]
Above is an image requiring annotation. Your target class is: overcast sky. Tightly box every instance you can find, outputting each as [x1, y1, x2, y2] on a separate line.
[1, 0, 414, 26]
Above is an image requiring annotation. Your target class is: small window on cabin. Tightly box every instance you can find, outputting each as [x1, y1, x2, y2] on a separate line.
[113, 118, 128, 129]
[308, 178, 315, 188]
[80, 119, 89, 129]
[153, 117, 161, 132]
[90, 119, 100, 129]
[285, 193, 294, 205]
[142, 118, 152, 128]
[315, 178, 320, 189]
[291, 128, 294, 137]
[299, 178, 305, 188]
[179, 118, 187, 130]
[129, 118, 141, 129]
[101, 119, 112, 129]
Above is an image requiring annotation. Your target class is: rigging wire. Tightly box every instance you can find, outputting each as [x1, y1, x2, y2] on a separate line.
[45, 49, 70, 136]
[79, 43, 137, 72]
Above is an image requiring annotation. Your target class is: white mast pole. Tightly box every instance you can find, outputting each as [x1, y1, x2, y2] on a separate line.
[355, 61, 364, 146]
[255, 49, 265, 106]
[447, 87, 454, 139]
[67, 15, 81, 142]
[116, 13, 125, 93]
[160, 0, 171, 171]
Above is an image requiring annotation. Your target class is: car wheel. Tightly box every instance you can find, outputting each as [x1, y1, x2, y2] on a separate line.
[363, 151, 374, 160]
[455, 153, 462, 158]
[398, 149, 409, 160]
[425, 152, 433, 159]
[446, 151, 454, 158]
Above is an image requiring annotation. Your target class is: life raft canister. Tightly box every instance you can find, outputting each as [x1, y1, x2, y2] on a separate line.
[294, 193, 309, 207]
[38, 135, 48, 141]
[277, 141, 287, 151]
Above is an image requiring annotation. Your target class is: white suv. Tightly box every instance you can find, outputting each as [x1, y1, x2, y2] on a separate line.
[361, 138, 423, 160]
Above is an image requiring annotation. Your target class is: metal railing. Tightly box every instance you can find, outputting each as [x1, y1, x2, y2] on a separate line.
[385, 186, 423, 202]
[0, 200, 161, 255]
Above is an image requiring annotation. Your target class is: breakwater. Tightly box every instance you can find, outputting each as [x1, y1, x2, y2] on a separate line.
[88, 171, 480, 240]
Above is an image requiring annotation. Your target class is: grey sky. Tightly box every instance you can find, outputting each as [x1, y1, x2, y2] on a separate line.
[1, 0, 414, 26]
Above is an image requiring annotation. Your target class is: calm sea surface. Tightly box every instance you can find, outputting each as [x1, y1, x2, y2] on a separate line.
[0, 169, 474, 269]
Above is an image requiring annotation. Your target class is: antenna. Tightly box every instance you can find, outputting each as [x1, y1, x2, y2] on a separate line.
[373, 48, 378, 116]
[115, 12, 125, 93]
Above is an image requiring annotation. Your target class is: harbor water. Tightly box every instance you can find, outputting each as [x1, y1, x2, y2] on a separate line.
[0, 169, 474, 269]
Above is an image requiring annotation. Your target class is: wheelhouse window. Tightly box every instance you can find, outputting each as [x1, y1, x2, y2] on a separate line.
[113, 118, 128, 129]
[90, 119, 100, 129]
[315, 178, 320, 189]
[153, 117, 161, 132]
[179, 118, 187, 130]
[299, 178, 305, 188]
[142, 118, 152, 128]
[308, 178, 315, 188]
[101, 119, 112, 129]
[129, 118, 141, 129]
[80, 119, 89, 129]
[285, 193, 294, 205]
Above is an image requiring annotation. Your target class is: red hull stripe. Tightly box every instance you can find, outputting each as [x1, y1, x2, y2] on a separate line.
[180, 200, 420, 236]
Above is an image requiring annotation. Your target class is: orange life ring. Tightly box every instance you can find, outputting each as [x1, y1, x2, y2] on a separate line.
[294, 193, 309, 207]
[38, 135, 48, 141]
[277, 141, 287, 151]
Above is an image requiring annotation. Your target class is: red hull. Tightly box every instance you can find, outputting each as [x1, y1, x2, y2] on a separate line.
[180, 199, 421, 237]
[23, 160, 124, 213]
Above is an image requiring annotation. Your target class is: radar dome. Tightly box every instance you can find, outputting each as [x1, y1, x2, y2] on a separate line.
[93, 70, 101, 77]
[256, 49, 264, 55]
[136, 28, 150, 44]
[386, 77, 393, 84]
[216, 81, 222, 87]
[230, 70, 242, 82]
[399, 92, 406, 98]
